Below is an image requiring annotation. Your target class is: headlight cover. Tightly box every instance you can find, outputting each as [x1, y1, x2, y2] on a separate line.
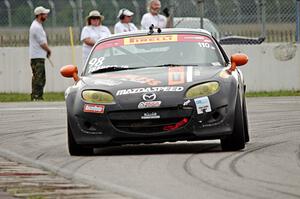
[82, 90, 115, 104]
[185, 82, 220, 99]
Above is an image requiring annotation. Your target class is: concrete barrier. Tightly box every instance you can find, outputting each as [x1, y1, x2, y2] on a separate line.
[0, 44, 299, 93]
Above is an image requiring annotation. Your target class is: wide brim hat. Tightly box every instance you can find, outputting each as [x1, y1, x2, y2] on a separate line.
[86, 10, 104, 21]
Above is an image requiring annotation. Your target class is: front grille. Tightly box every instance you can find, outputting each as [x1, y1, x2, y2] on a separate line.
[111, 117, 188, 133]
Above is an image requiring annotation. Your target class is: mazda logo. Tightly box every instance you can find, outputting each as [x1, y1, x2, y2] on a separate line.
[142, 93, 157, 101]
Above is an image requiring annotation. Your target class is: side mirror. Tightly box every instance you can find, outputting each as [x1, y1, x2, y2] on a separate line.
[228, 53, 248, 72]
[60, 65, 79, 82]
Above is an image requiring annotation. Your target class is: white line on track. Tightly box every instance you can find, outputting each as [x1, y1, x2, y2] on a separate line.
[0, 107, 65, 111]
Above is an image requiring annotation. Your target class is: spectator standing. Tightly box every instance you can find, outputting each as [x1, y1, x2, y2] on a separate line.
[80, 10, 111, 64]
[141, 0, 171, 30]
[114, 9, 138, 34]
[29, 6, 51, 101]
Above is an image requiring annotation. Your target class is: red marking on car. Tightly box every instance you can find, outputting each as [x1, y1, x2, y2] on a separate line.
[163, 118, 189, 131]
[83, 104, 105, 113]
[168, 67, 185, 85]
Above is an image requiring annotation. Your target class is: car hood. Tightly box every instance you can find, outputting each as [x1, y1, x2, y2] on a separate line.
[81, 66, 222, 91]
[80, 66, 224, 109]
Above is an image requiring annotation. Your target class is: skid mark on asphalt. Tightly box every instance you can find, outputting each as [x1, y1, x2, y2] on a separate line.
[182, 142, 300, 199]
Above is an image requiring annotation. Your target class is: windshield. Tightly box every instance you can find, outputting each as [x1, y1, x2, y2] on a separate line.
[84, 34, 224, 74]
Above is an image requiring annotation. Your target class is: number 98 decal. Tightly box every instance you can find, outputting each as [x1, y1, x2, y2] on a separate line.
[89, 57, 105, 67]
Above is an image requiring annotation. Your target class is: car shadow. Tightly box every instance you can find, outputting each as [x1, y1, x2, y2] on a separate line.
[93, 141, 222, 156]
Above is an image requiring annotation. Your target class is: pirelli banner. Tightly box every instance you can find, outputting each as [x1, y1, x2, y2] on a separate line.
[95, 34, 212, 51]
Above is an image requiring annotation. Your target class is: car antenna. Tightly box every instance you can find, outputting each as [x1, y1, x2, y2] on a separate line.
[148, 24, 154, 35]
[157, 28, 162, 33]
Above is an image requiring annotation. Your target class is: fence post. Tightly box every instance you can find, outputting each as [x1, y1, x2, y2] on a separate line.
[26, 0, 34, 21]
[296, 0, 300, 43]
[48, 0, 56, 27]
[132, 0, 141, 25]
[197, 0, 204, 29]
[4, 0, 12, 27]
[69, 0, 78, 27]
[261, 0, 266, 38]
[77, 0, 83, 29]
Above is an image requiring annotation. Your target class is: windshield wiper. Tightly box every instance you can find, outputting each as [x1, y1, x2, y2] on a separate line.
[90, 67, 139, 74]
[152, 64, 199, 67]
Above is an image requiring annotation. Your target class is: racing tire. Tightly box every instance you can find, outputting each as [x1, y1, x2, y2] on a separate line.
[68, 122, 94, 156]
[221, 93, 246, 151]
[242, 94, 250, 143]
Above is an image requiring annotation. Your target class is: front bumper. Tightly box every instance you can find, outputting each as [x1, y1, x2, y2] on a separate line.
[67, 98, 235, 147]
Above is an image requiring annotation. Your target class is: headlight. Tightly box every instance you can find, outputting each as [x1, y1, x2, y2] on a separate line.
[185, 82, 220, 99]
[82, 90, 115, 104]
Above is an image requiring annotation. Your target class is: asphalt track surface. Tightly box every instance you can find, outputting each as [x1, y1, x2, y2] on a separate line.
[0, 97, 300, 199]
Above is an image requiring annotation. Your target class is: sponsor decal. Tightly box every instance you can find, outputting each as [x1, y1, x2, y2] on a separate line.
[95, 39, 124, 51]
[183, 99, 191, 106]
[94, 79, 122, 86]
[116, 86, 184, 96]
[96, 74, 161, 86]
[186, 66, 193, 82]
[168, 67, 185, 85]
[124, 35, 177, 45]
[178, 34, 213, 43]
[87, 57, 129, 73]
[94, 34, 214, 52]
[194, 96, 212, 114]
[138, 101, 161, 109]
[141, 112, 160, 119]
[83, 104, 105, 113]
[142, 93, 157, 101]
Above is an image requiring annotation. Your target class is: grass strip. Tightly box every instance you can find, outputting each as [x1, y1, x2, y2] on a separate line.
[0, 92, 64, 102]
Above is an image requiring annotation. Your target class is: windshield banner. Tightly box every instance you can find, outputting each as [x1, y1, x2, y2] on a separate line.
[95, 34, 212, 51]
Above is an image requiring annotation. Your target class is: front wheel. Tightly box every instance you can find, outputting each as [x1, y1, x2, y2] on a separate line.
[221, 93, 246, 151]
[67, 122, 94, 156]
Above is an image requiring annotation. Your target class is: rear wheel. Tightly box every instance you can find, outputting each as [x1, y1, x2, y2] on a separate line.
[68, 122, 94, 156]
[221, 93, 246, 151]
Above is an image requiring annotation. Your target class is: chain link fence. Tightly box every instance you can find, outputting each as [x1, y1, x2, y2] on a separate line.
[0, 0, 298, 46]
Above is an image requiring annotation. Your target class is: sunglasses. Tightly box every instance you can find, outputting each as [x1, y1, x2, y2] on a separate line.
[90, 17, 100, 20]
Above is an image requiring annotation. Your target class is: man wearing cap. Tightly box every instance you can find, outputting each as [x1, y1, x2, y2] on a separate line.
[80, 10, 111, 64]
[114, 9, 138, 34]
[141, 0, 171, 30]
[29, 6, 51, 101]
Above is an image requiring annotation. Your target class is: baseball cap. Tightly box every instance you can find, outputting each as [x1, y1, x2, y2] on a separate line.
[117, 9, 134, 18]
[87, 10, 104, 21]
[34, 6, 50, 15]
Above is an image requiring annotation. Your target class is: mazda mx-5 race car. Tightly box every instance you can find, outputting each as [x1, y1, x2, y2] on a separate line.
[60, 28, 249, 156]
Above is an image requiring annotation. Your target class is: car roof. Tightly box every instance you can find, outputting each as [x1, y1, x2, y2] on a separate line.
[95, 28, 212, 45]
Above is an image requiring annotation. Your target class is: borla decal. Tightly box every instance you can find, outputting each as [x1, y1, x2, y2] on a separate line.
[116, 86, 184, 96]
[83, 104, 105, 114]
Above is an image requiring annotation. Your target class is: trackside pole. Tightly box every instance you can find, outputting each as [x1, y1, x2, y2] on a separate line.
[296, 0, 300, 43]
[69, 26, 76, 65]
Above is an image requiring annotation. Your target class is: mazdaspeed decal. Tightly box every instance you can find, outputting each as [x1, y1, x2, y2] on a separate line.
[116, 86, 184, 96]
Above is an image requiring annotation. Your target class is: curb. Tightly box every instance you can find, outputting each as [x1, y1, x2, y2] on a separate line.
[0, 148, 160, 199]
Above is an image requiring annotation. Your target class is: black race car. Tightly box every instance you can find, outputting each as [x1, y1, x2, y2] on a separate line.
[60, 28, 249, 156]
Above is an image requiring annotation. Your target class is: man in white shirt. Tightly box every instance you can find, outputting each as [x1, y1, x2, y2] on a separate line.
[114, 9, 138, 34]
[80, 10, 111, 65]
[141, 0, 171, 30]
[29, 6, 51, 101]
